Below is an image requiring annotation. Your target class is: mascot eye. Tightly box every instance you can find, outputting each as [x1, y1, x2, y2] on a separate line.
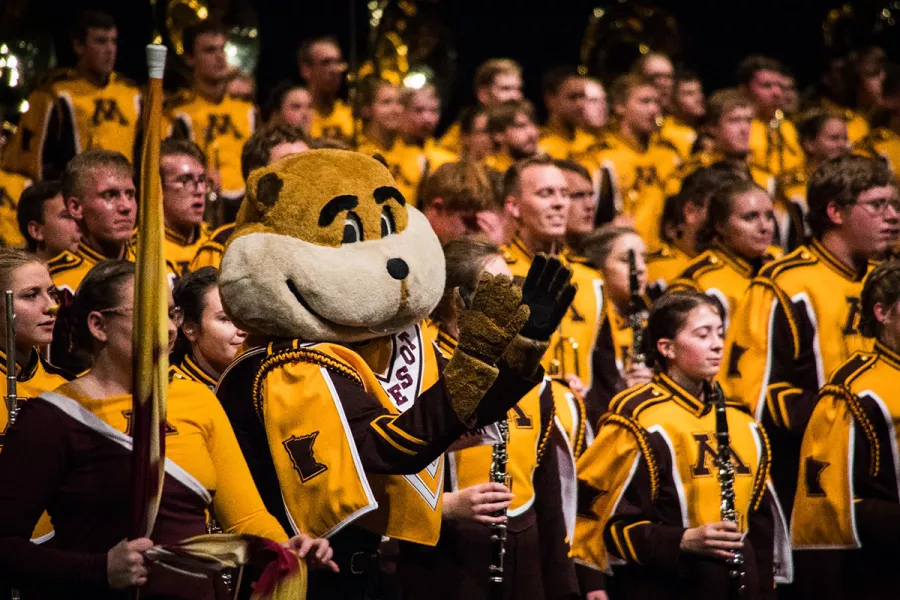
[343, 213, 363, 244]
[380, 208, 395, 238]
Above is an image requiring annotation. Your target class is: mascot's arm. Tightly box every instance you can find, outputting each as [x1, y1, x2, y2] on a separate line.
[328, 372, 469, 475]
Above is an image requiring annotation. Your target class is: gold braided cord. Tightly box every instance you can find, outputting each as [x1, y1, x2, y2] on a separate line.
[820, 383, 880, 477]
[572, 392, 588, 458]
[754, 278, 801, 360]
[536, 401, 557, 464]
[598, 413, 659, 502]
[751, 423, 772, 512]
[252, 348, 364, 421]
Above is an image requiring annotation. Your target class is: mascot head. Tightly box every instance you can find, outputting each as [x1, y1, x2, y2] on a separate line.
[219, 149, 446, 343]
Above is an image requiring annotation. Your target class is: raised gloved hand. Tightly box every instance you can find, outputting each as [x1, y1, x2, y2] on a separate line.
[455, 272, 530, 365]
[519, 254, 577, 341]
[444, 273, 531, 422]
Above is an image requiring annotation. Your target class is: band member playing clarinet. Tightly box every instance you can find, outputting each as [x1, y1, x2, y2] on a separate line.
[573, 291, 791, 600]
[398, 239, 579, 600]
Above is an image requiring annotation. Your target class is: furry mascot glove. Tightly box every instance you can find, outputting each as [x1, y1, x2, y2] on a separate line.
[443, 273, 530, 421]
[502, 254, 576, 378]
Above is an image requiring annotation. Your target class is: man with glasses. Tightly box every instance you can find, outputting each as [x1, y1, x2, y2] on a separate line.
[159, 139, 212, 279]
[723, 155, 900, 532]
[297, 36, 352, 142]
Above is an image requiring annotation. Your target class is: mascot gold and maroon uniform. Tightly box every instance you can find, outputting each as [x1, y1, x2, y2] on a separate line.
[215, 149, 575, 598]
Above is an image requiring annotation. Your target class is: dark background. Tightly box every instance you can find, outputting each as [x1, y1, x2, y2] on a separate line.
[10, 0, 898, 129]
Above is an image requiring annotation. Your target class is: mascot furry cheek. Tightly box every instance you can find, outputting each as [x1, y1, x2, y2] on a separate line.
[219, 149, 446, 343]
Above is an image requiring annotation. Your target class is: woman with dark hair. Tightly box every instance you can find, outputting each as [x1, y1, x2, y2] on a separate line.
[792, 259, 900, 598]
[400, 238, 580, 600]
[668, 179, 779, 327]
[0, 260, 334, 599]
[647, 165, 740, 298]
[171, 266, 247, 389]
[581, 226, 652, 426]
[265, 81, 313, 135]
[574, 291, 789, 600]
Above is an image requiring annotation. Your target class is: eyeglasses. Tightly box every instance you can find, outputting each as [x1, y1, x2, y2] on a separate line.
[100, 306, 184, 328]
[855, 197, 900, 215]
[166, 174, 211, 192]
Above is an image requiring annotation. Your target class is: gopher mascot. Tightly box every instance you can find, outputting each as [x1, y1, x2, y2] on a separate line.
[215, 150, 575, 598]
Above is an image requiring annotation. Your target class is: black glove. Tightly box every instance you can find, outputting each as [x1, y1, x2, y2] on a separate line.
[519, 254, 577, 341]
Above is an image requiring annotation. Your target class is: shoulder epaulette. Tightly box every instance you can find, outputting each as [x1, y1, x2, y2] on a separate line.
[611, 383, 671, 419]
[210, 223, 235, 245]
[828, 352, 877, 387]
[252, 342, 363, 420]
[645, 244, 675, 263]
[47, 251, 83, 274]
[596, 411, 659, 501]
[164, 89, 195, 111]
[677, 252, 722, 281]
[724, 399, 752, 415]
[757, 247, 817, 280]
[654, 137, 679, 153]
[41, 67, 77, 87]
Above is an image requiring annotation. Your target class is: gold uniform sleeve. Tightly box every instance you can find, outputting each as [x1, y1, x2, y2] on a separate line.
[203, 388, 288, 542]
[572, 416, 644, 572]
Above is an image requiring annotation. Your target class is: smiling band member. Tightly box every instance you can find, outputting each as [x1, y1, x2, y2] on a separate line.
[171, 267, 246, 390]
[215, 150, 576, 598]
[502, 156, 605, 397]
[574, 291, 790, 600]
[722, 155, 900, 539]
[668, 179, 780, 328]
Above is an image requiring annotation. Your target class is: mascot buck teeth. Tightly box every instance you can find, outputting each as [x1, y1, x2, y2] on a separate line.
[215, 149, 576, 598]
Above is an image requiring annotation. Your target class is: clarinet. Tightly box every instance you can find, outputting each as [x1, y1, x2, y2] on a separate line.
[711, 380, 745, 597]
[5, 291, 20, 600]
[488, 416, 511, 598]
[627, 249, 646, 366]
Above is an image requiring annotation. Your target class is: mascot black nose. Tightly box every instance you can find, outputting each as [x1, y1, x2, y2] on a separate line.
[387, 258, 409, 280]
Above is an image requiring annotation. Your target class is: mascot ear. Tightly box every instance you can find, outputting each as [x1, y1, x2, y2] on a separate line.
[256, 173, 284, 210]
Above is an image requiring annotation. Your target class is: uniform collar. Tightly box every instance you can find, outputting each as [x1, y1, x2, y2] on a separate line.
[875, 340, 900, 370]
[508, 235, 568, 262]
[0, 346, 40, 381]
[809, 238, 866, 281]
[165, 225, 202, 246]
[607, 129, 649, 154]
[711, 242, 756, 278]
[180, 353, 218, 388]
[78, 240, 130, 263]
[654, 372, 710, 417]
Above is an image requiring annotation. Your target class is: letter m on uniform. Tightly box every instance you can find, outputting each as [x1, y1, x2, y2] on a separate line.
[91, 99, 128, 125]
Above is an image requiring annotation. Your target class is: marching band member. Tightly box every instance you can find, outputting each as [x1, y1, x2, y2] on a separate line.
[16, 181, 82, 262]
[539, 67, 595, 159]
[668, 179, 779, 327]
[574, 291, 790, 600]
[171, 266, 247, 390]
[722, 155, 899, 519]
[159, 139, 212, 278]
[0, 261, 335, 599]
[647, 166, 740, 298]
[485, 100, 540, 173]
[399, 238, 579, 600]
[576, 74, 681, 250]
[580, 226, 652, 426]
[792, 259, 900, 599]
[297, 36, 352, 142]
[502, 156, 605, 396]
[264, 81, 314, 135]
[3, 11, 140, 181]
